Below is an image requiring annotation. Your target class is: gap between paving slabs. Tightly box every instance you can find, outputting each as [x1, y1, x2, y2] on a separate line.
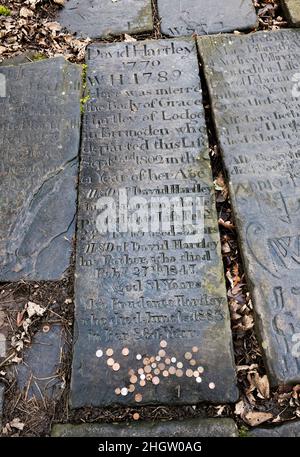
[0, 0, 299, 437]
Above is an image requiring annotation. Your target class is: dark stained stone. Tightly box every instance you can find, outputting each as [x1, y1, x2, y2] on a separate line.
[198, 30, 300, 386]
[281, 0, 300, 26]
[52, 418, 238, 437]
[57, 0, 153, 39]
[0, 57, 81, 281]
[248, 420, 300, 437]
[157, 0, 257, 37]
[71, 38, 238, 409]
[15, 324, 66, 400]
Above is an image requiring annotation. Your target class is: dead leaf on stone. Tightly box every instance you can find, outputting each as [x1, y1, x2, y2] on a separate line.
[20, 7, 34, 18]
[26, 301, 46, 318]
[124, 34, 136, 42]
[244, 411, 273, 426]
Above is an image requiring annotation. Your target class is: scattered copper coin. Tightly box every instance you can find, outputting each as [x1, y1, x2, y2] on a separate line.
[162, 370, 169, 377]
[158, 363, 165, 371]
[150, 356, 155, 363]
[169, 366, 176, 375]
[133, 413, 140, 421]
[121, 387, 128, 396]
[115, 388, 121, 395]
[96, 349, 103, 358]
[185, 352, 192, 360]
[209, 382, 216, 390]
[122, 347, 129, 356]
[136, 354, 142, 360]
[135, 393, 142, 402]
[177, 362, 183, 369]
[140, 380, 146, 387]
[138, 368, 144, 375]
[144, 365, 152, 374]
[107, 358, 114, 367]
[171, 357, 176, 363]
[165, 358, 171, 365]
[160, 340, 167, 348]
[196, 377, 202, 383]
[152, 376, 160, 385]
[128, 384, 135, 393]
[192, 346, 199, 353]
[198, 366, 204, 373]
[146, 374, 152, 381]
[106, 348, 114, 357]
[130, 375, 138, 384]
[154, 368, 160, 375]
[151, 363, 157, 369]
[186, 369, 194, 378]
[140, 374, 146, 380]
[143, 357, 150, 365]
[176, 369, 184, 377]
[158, 349, 165, 358]
[155, 356, 161, 362]
[113, 363, 120, 371]
[193, 371, 199, 377]
[189, 359, 196, 366]
[128, 368, 135, 376]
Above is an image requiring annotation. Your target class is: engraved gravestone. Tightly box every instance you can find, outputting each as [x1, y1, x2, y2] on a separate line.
[198, 30, 300, 385]
[0, 58, 81, 281]
[57, 0, 153, 39]
[71, 38, 238, 408]
[157, 0, 257, 37]
[281, 0, 300, 26]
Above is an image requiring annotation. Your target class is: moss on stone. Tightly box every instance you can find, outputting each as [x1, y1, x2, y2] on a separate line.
[0, 5, 11, 16]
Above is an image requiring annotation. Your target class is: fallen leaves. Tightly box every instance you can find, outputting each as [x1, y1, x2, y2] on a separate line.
[2, 418, 25, 435]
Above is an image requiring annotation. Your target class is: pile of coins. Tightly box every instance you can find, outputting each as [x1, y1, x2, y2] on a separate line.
[96, 339, 216, 403]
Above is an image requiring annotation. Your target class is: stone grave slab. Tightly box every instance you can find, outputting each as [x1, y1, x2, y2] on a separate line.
[15, 324, 65, 400]
[0, 57, 81, 281]
[281, 1, 300, 26]
[157, 0, 257, 37]
[198, 30, 300, 386]
[248, 420, 300, 437]
[71, 38, 238, 408]
[57, 0, 153, 39]
[52, 418, 238, 437]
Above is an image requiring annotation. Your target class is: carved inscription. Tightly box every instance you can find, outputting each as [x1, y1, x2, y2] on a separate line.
[71, 39, 237, 407]
[157, 0, 257, 37]
[57, 0, 153, 39]
[0, 57, 81, 281]
[198, 30, 300, 385]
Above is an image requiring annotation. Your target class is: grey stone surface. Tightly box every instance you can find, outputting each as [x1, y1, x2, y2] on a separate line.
[0, 57, 81, 281]
[158, 0, 257, 37]
[0, 384, 4, 430]
[248, 420, 300, 437]
[198, 29, 300, 386]
[281, 0, 300, 26]
[52, 418, 238, 437]
[71, 38, 238, 409]
[57, 0, 153, 39]
[16, 324, 66, 400]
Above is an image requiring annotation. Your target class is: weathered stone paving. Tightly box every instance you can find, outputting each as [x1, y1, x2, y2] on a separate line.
[157, 0, 257, 37]
[198, 30, 300, 386]
[52, 418, 238, 437]
[71, 38, 238, 408]
[249, 420, 300, 437]
[0, 384, 4, 429]
[0, 58, 81, 281]
[281, 0, 300, 26]
[57, 0, 153, 39]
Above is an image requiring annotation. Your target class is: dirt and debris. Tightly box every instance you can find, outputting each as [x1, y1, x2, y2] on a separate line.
[0, 0, 298, 438]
